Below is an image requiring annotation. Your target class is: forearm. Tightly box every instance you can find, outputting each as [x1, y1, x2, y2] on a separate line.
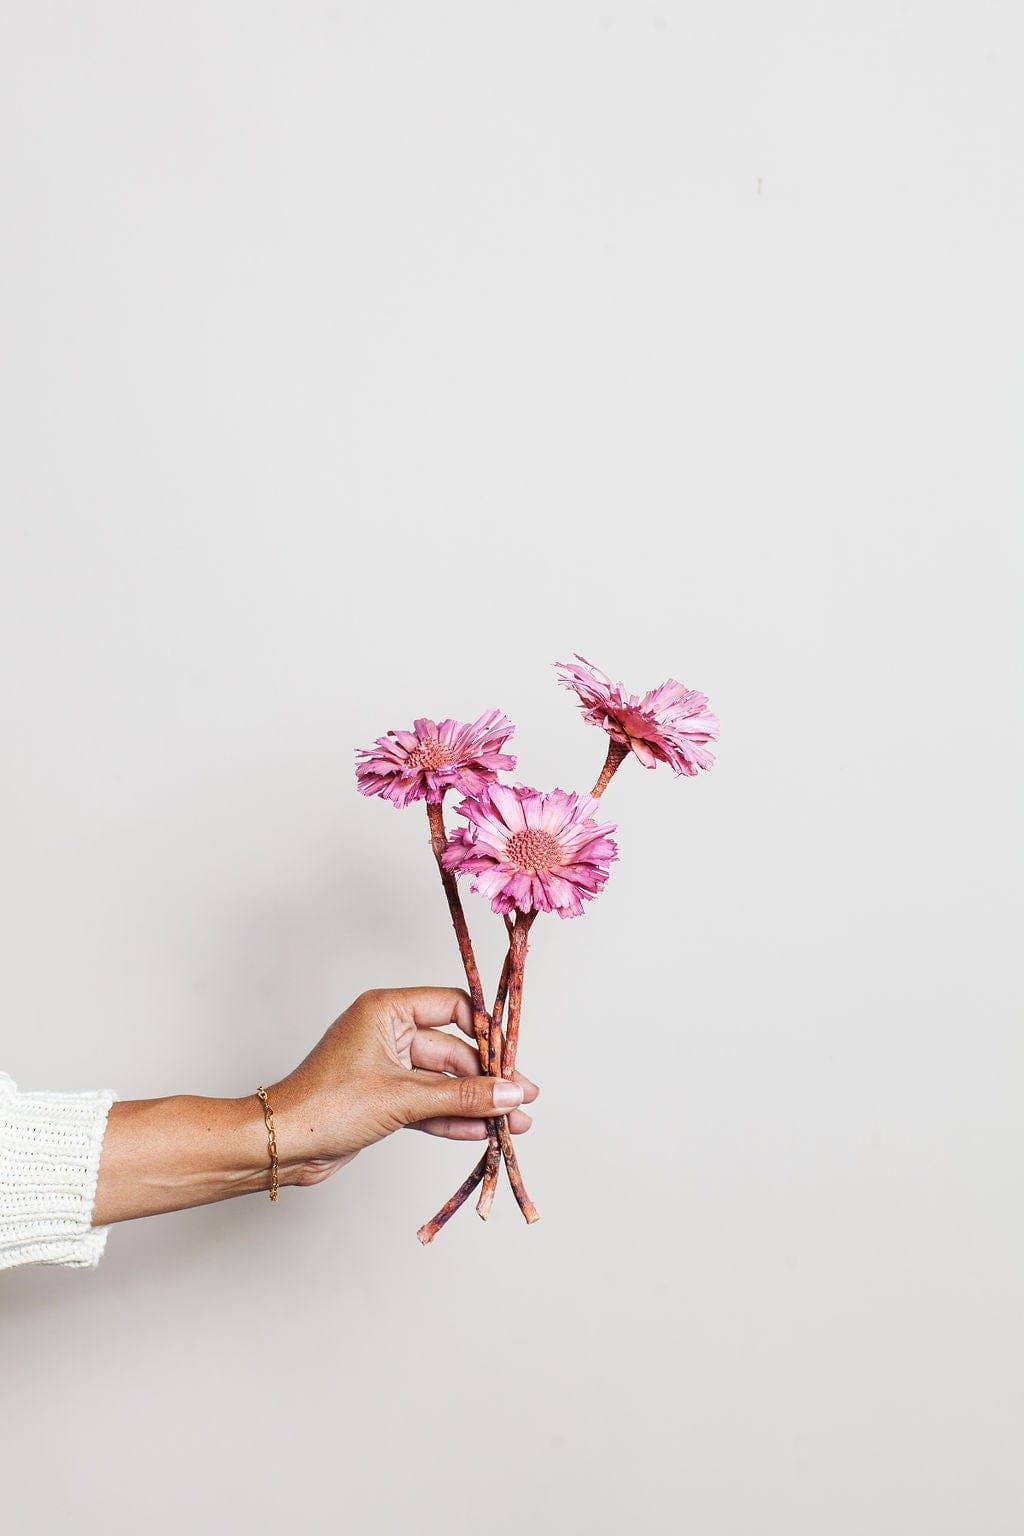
[93, 1094, 274, 1225]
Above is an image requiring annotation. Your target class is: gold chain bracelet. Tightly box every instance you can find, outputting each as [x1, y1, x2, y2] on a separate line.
[255, 1086, 279, 1201]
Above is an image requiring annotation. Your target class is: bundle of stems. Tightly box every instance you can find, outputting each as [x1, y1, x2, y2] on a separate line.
[416, 739, 627, 1243]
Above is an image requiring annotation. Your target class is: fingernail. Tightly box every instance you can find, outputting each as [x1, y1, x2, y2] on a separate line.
[493, 1081, 524, 1110]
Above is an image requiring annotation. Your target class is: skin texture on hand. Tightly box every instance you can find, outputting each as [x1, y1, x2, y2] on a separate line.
[92, 987, 538, 1226]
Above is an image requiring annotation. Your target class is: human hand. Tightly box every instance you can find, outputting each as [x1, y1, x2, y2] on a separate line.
[267, 987, 538, 1188]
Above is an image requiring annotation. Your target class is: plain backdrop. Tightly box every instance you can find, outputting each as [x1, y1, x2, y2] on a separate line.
[1, 4, 1020, 1533]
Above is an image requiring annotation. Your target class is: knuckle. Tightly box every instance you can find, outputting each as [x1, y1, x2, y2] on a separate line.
[455, 1076, 482, 1115]
[446, 1042, 467, 1076]
[353, 983, 383, 1019]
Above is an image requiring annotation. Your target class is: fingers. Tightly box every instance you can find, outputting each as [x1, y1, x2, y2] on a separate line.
[410, 1027, 480, 1080]
[509, 1070, 539, 1104]
[376, 986, 475, 1038]
[411, 1107, 533, 1140]
[397, 1067, 525, 1129]
[410, 1028, 540, 1103]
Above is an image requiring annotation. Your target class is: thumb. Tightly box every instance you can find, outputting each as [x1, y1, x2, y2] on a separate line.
[396, 1069, 524, 1127]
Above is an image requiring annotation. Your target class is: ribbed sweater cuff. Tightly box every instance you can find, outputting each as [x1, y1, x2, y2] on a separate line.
[0, 1074, 117, 1270]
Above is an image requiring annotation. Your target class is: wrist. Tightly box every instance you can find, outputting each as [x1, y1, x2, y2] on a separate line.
[251, 1077, 323, 1190]
[227, 1092, 281, 1193]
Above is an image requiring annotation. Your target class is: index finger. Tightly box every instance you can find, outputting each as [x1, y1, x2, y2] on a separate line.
[384, 986, 476, 1038]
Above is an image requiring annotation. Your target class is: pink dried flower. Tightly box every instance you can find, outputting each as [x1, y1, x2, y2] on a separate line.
[356, 711, 516, 809]
[443, 783, 618, 920]
[556, 654, 719, 775]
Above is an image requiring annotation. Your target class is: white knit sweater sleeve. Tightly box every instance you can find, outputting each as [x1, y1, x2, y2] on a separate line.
[0, 1072, 116, 1271]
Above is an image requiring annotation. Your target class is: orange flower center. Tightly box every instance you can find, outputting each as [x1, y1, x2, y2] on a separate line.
[505, 828, 563, 874]
[407, 739, 455, 771]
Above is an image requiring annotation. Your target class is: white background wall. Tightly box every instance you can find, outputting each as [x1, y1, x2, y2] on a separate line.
[1, 4, 1020, 1532]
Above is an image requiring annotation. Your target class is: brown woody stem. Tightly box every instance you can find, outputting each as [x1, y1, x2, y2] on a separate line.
[503, 911, 535, 1081]
[474, 1138, 502, 1221]
[476, 944, 512, 1220]
[426, 799, 487, 1026]
[591, 738, 630, 798]
[425, 798, 500, 1218]
[417, 1152, 489, 1245]
[495, 1115, 538, 1224]
[490, 944, 512, 1071]
[494, 910, 539, 1223]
